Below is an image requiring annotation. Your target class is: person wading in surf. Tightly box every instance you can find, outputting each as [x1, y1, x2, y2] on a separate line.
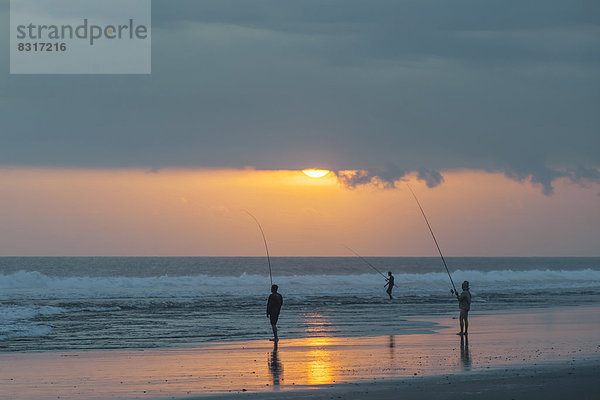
[267, 284, 283, 342]
[456, 280, 471, 335]
[384, 271, 395, 299]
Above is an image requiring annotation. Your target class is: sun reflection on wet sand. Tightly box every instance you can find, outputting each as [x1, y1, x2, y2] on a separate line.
[300, 314, 336, 385]
[304, 337, 335, 385]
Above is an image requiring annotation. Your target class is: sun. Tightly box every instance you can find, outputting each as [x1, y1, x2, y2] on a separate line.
[302, 169, 330, 178]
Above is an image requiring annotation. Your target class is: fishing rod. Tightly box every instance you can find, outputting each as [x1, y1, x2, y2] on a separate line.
[344, 245, 398, 287]
[405, 184, 458, 295]
[244, 210, 273, 286]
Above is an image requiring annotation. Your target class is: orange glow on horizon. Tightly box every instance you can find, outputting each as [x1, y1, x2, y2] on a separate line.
[0, 167, 598, 256]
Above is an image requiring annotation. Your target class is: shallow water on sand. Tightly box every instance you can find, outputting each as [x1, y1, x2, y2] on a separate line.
[1, 306, 598, 400]
[1, 257, 599, 351]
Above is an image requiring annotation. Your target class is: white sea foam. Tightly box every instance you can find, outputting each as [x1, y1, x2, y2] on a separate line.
[0, 304, 64, 340]
[0, 269, 598, 299]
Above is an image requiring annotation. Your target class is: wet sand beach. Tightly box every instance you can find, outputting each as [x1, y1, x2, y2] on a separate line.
[1, 306, 598, 400]
[195, 362, 600, 400]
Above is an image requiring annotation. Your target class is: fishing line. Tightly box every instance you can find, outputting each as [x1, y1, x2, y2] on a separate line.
[344, 245, 386, 278]
[344, 245, 398, 287]
[405, 183, 458, 294]
[244, 210, 273, 286]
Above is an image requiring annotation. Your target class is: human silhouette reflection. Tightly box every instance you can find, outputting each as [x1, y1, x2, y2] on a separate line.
[389, 335, 395, 361]
[460, 334, 471, 371]
[268, 342, 283, 389]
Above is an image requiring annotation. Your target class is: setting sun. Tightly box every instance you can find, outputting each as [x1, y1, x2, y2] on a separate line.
[302, 169, 330, 178]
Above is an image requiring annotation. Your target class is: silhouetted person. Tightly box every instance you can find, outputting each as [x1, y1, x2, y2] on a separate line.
[267, 284, 283, 342]
[456, 280, 471, 335]
[384, 271, 394, 299]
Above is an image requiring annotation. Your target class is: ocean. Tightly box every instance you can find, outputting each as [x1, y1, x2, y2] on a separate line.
[1, 257, 599, 352]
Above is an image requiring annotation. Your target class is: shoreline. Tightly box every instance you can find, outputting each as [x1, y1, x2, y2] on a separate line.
[1, 305, 599, 399]
[4, 304, 597, 355]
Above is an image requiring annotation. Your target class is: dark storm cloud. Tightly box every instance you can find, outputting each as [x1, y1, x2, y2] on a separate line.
[334, 166, 443, 189]
[0, 0, 599, 194]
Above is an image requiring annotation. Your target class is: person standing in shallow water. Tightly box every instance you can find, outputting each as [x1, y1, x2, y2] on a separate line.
[384, 271, 395, 299]
[267, 284, 283, 342]
[456, 280, 471, 335]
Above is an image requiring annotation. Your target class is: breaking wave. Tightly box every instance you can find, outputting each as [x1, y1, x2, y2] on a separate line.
[1, 269, 598, 299]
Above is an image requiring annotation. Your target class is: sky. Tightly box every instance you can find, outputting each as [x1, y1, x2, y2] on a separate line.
[0, 1, 598, 256]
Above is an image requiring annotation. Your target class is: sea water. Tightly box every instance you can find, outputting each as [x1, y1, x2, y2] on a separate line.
[1, 257, 599, 352]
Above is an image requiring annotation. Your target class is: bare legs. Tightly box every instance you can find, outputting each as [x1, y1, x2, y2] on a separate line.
[458, 309, 469, 335]
[271, 322, 278, 342]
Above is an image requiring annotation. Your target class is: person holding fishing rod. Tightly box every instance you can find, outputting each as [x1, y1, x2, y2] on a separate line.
[245, 210, 284, 342]
[405, 184, 473, 336]
[345, 245, 398, 299]
[455, 280, 471, 336]
[267, 284, 283, 342]
[384, 271, 395, 299]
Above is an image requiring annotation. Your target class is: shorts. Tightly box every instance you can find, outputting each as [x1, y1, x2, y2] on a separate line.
[270, 314, 280, 325]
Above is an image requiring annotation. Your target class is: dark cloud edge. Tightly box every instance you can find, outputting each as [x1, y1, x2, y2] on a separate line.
[333, 166, 600, 195]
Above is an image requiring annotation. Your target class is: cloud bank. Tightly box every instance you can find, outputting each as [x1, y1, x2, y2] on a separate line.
[0, 0, 598, 194]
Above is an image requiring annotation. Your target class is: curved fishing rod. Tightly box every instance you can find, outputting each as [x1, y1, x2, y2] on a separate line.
[344, 245, 398, 287]
[244, 210, 273, 286]
[405, 184, 458, 294]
